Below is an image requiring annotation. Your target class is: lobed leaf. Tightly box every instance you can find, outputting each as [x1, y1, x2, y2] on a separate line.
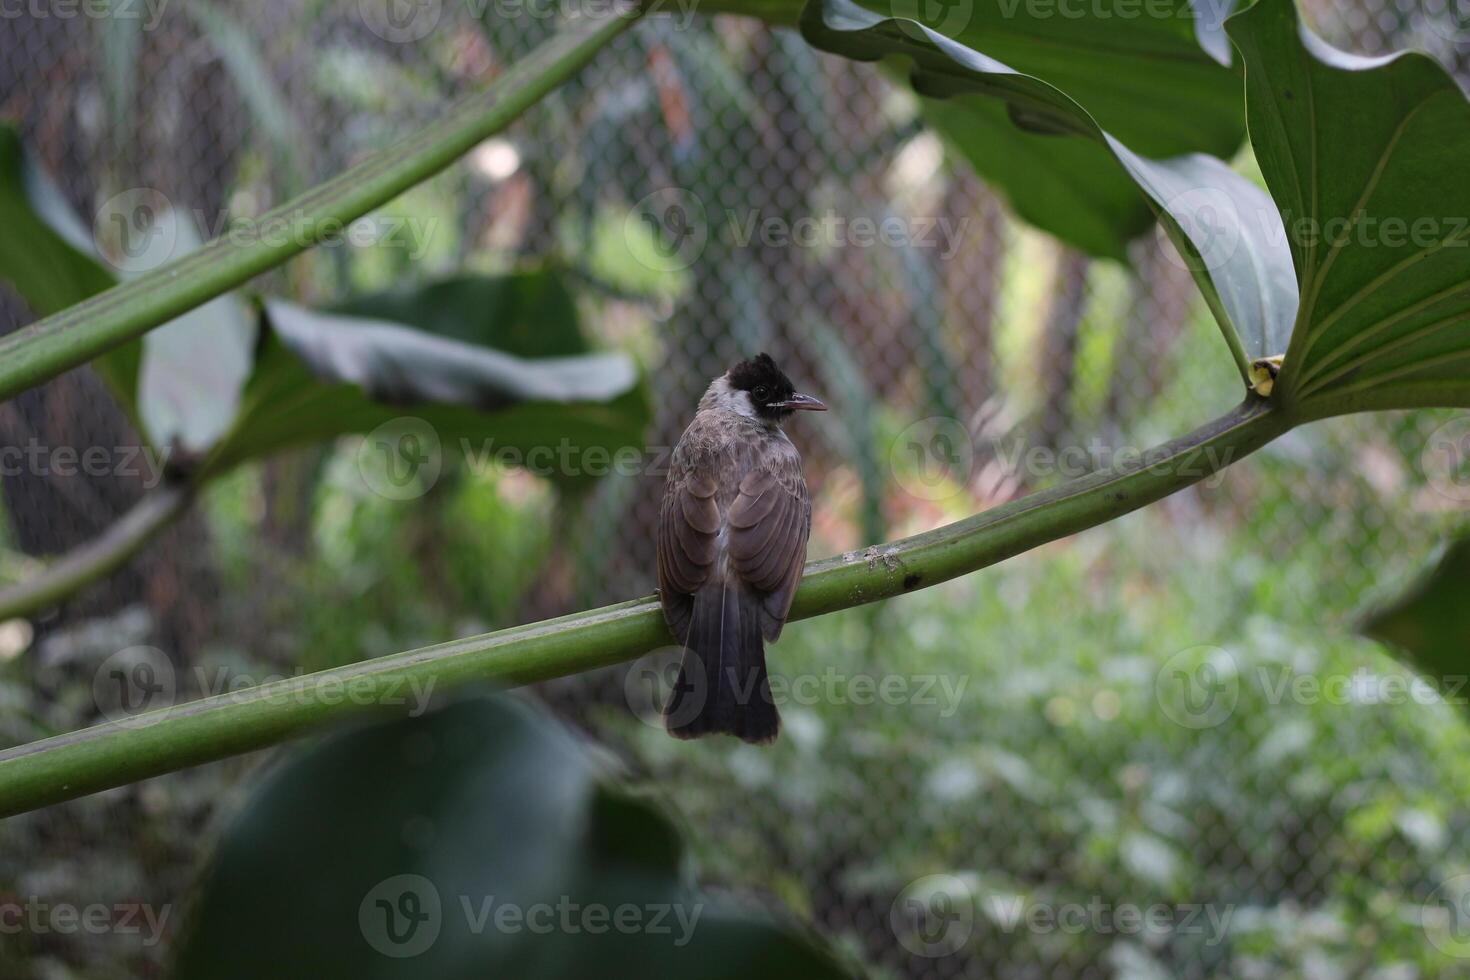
[202, 273, 650, 481]
[1228, 0, 1470, 416]
[1362, 536, 1470, 705]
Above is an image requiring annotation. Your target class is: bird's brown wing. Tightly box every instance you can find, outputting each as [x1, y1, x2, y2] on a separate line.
[656, 468, 720, 640]
[727, 460, 811, 642]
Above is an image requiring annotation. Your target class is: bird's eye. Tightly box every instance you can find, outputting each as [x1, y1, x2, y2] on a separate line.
[752, 385, 770, 401]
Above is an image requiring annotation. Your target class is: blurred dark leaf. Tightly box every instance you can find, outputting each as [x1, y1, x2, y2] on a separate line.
[0, 131, 252, 451]
[1228, 0, 1470, 415]
[0, 126, 147, 414]
[174, 694, 851, 980]
[0, 138, 643, 469]
[263, 298, 631, 409]
[0, 124, 139, 404]
[203, 271, 649, 480]
[1362, 535, 1470, 701]
[0, 125, 114, 316]
[330, 270, 590, 360]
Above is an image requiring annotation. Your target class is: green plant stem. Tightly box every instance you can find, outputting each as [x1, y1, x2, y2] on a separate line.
[0, 483, 194, 621]
[0, 397, 1289, 818]
[0, 9, 638, 404]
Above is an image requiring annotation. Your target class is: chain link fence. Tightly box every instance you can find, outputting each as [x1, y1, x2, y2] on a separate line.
[2, 0, 1469, 976]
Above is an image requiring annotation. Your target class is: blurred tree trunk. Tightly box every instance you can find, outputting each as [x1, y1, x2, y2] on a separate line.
[0, 325, 216, 661]
[260, 449, 326, 555]
[0, 16, 234, 662]
[945, 176, 1005, 405]
[1104, 236, 1197, 433]
[1036, 249, 1091, 449]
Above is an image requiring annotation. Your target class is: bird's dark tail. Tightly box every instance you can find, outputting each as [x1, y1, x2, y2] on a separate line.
[664, 577, 779, 744]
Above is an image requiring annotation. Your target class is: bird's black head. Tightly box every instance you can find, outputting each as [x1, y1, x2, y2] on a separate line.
[727, 352, 826, 422]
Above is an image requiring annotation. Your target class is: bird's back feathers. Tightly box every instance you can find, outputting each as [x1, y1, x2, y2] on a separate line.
[656, 397, 812, 744]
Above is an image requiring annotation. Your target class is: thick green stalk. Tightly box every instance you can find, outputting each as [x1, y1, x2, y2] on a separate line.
[0, 397, 1288, 817]
[0, 9, 638, 403]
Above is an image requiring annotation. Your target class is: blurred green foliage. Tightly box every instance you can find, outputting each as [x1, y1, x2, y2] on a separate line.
[1, 3, 1468, 977]
[611, 501, 1470, 977]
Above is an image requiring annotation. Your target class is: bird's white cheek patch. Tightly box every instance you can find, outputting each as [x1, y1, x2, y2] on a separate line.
[729, 390, 758, 419]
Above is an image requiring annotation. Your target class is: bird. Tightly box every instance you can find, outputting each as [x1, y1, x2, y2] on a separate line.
[656, 352, 826, 744]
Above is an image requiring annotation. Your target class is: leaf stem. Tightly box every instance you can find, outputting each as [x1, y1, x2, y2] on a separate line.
[0, 398, 1288, 817]
[0, 9, 639, 404]
[0, 483, 194, 622]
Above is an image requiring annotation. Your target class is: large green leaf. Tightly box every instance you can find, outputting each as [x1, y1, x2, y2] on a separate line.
[203, 272, 650, 479]
[1362, 535, 1470, 705]
[0, 126, 144, 413]
[331, 272, 591, 360]
[878, 0, 1244, 158]
[120, 207, 257, 454]
[798, 0, 1293, 383]
[1227, 0, 1470, 416]
[0, 129, 642, 470]
[174, 694, 850, 979]
[0, 134, 254, 450]
[707, 0, 1246, 260]
[0, 127, 114, 317]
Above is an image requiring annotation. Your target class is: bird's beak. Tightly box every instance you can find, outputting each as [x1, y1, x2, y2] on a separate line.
[776, 392, 827, 412]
